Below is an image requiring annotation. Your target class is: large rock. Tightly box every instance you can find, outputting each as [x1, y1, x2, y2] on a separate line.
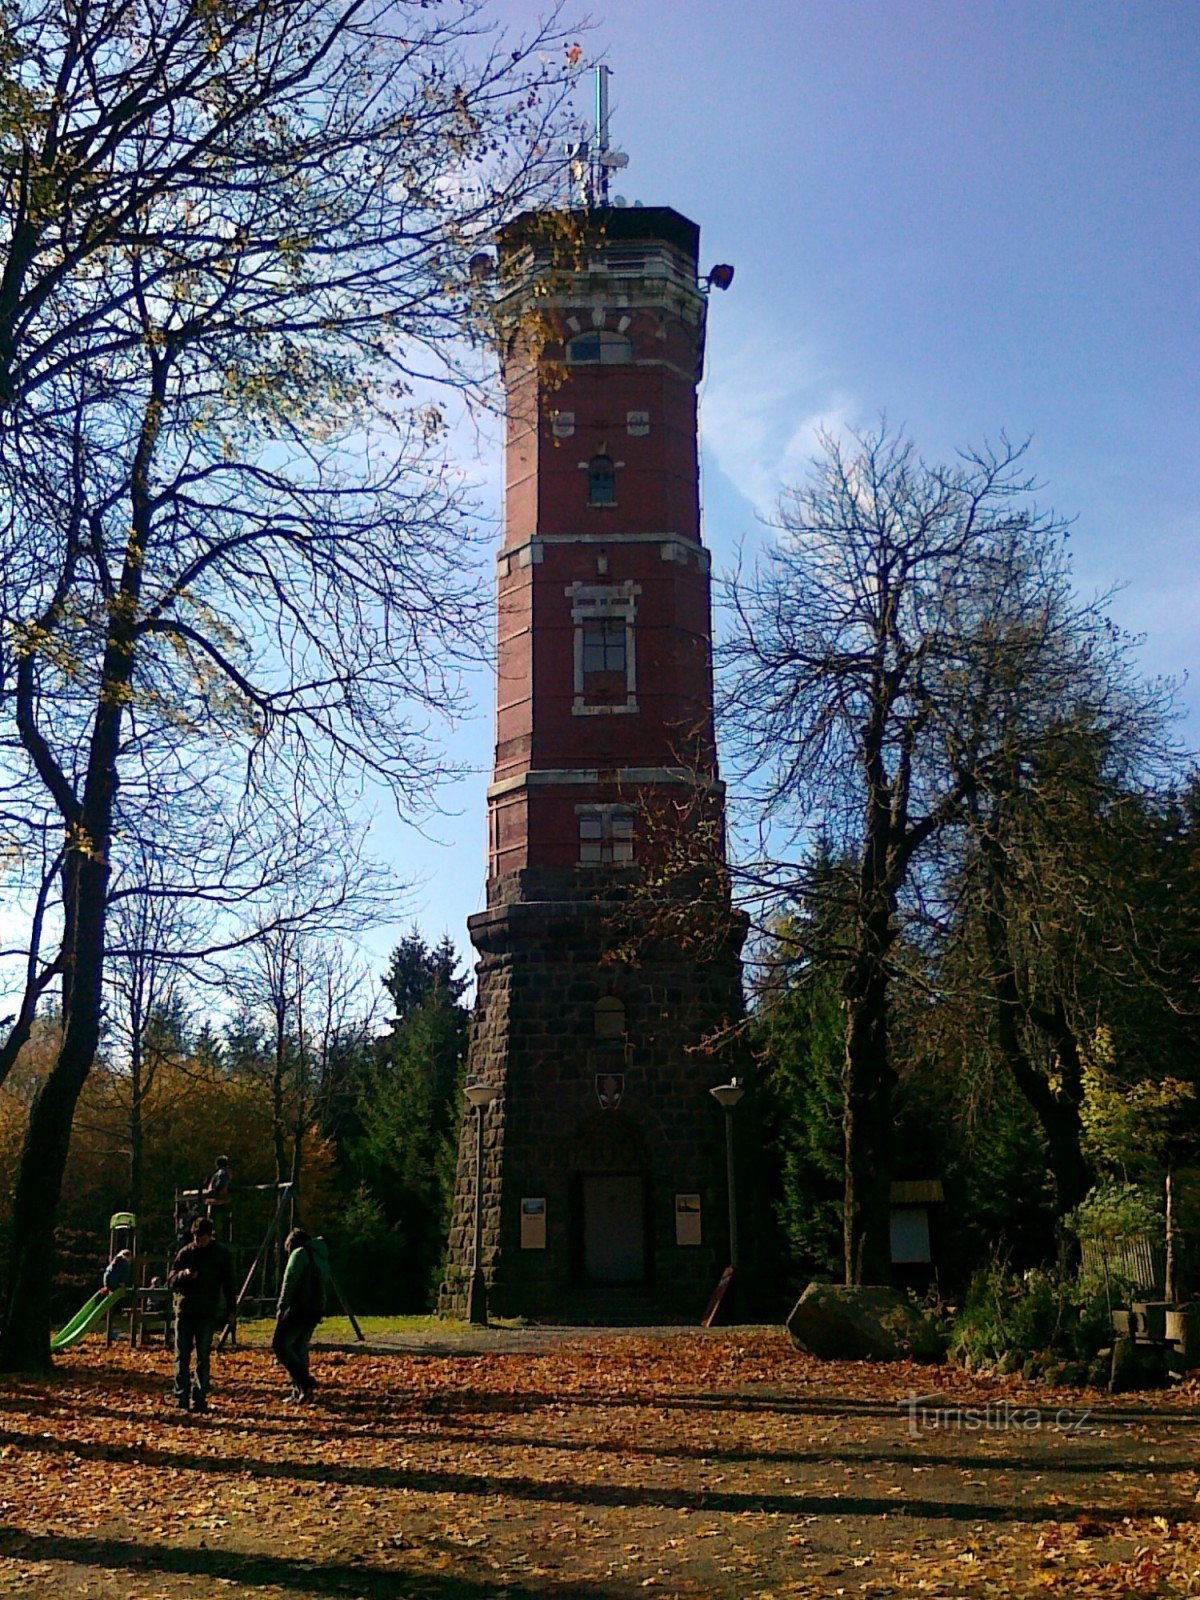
[786, 1282, 945, 1362]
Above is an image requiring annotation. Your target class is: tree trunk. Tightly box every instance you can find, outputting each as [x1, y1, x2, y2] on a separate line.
[129, 1052, 145, 1220]
[0, 857, 62, 1090]
[272, 1053, 287, 1187]
[0, 854, 108, 1372]
[987, 962, 1090, 1216]
[981, 840, 1091, 1220]
[841, 901, 897, 1287]
[0, 358, 156, 1370]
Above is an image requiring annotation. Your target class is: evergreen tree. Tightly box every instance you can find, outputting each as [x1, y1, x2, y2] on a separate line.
[755, 957, 844, 1284]
[339, 931, 470, 1309]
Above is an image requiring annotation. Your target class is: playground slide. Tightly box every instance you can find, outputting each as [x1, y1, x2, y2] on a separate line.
[50, 1287, 129, 1352]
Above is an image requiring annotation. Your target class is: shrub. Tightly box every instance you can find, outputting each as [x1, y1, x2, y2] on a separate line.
[950, 1257, 1131, 1377]
[1066, 1182, 1161, 1253]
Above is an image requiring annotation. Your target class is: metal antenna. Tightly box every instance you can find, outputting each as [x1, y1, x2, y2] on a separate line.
[594, 66, 612, 202]
[568, 65, 628, 208]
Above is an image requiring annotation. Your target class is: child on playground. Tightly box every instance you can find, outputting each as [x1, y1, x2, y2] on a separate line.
[272, 1227, 330, 1403]
[102, 1248, 132, 1294]
[202, 1155, 232, 1205]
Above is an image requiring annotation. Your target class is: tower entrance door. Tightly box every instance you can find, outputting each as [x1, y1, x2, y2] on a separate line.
[582, 1174, 645, 1282]
[570, 1111, 650, 1288]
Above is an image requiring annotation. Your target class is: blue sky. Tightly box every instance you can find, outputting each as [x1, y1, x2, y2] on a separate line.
[371, 0, 1200, 975]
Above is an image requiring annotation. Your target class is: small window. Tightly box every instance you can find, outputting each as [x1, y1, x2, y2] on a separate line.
[610, 813, 634, 863]
[581, 619, 626, 675]
[579, 815, 604, 864]
[568, 330, 632, 365]
[578, 810, 635, 865]
[594, 996, 626, 1039]
[588, 454, 616, 506]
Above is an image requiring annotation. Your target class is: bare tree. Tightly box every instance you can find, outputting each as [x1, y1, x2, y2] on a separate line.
[231, 919, 377, 1193]
[952, 706, 1180, 1219]
[724, 425, 1092, 1285]
[106, 867, 195, 1217]
[0, 834, 63, 1089]
[0, 0, 577, 1369]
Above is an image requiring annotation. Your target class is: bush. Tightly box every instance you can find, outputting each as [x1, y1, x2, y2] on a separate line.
[950, 1258, 1131, 1377]
[1066, 1181, 1161, 1253]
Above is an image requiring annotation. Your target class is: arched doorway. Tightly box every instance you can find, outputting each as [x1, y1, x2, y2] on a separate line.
[569, 1113, 650, 1286]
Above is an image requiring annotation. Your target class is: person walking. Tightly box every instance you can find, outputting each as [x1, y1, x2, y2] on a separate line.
[167, 1216, 236, 1414]
[271, 1227, 329, 1403]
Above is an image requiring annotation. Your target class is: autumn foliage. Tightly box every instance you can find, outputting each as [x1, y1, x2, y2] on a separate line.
[0, 1329, 1198, 1598]
[0, 1021, 335, 1308]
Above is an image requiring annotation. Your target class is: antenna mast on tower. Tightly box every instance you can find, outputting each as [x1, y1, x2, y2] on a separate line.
[568, 65, 628, 208]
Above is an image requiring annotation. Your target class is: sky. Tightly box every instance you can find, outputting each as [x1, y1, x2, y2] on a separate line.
[367, 0, 1200, 980]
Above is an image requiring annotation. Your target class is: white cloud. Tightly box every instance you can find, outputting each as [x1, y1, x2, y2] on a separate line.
[699, 304, 858, 515]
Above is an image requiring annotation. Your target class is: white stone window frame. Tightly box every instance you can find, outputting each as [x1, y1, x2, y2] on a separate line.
[566, 329, 633, 365]
[576, 803, 635, 866]
[567, 582, 640, 716]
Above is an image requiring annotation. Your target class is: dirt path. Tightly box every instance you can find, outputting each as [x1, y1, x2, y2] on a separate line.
[0, 1329, 1197, 1598]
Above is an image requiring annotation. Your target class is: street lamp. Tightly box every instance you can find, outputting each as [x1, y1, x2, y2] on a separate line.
[709, 1078, 745, 1273]
[465, 1083, 499, 1325]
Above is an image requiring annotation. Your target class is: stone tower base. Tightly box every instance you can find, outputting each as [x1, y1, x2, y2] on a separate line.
[439, 871, 747, 1320]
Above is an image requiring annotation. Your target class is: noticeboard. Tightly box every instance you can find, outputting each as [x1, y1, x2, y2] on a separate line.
[520, 1197, 547, 1250]
[675, 1193, 702, 1247]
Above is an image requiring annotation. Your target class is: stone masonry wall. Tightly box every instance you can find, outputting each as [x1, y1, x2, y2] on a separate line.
[439, 874, 747, 1319]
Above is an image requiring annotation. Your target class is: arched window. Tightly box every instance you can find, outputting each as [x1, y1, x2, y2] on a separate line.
[567, 330, 632, 365]
[588, 454, 616, 506]
[594, 996, 625, 1039]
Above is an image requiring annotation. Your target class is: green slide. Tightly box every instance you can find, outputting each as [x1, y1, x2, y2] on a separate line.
[50, 1288, 129, 1352]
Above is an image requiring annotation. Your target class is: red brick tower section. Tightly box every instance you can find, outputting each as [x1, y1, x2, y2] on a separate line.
[440, 207, 746, 1320]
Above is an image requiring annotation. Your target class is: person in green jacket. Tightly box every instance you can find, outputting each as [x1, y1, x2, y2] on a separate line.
[272, 1227, 329, 1402]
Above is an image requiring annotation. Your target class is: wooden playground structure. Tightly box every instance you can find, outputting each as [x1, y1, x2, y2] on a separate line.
[62, 1180, 363, 1351]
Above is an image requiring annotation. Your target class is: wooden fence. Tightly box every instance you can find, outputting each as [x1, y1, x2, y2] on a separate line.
[1080, 1233, 1165, 1294]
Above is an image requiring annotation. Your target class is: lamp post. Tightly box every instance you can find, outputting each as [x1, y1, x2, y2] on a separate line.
[465, 1083, 498, 1325]
[709, 1078, 745, 1272]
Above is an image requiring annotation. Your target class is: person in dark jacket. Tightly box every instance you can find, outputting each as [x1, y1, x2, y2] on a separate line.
[202, 1155, 232, 1203]
[102, 1248, 133, 1294]
[271, 1227, 330, 1402]
[168, 1216, 236, 1413]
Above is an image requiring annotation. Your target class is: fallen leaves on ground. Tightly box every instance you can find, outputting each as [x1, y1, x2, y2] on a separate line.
[0, 1330, 1196, 1598]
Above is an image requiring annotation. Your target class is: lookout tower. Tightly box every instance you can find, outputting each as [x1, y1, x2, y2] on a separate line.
[441, 127, 746, 1319]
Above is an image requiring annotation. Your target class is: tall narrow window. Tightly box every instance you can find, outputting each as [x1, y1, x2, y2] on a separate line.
[609, 812, 634, 863]
[594, 996, 626, 1039]
[587, 454, 616, 506]
[568, 580, 639, 717]
[581, 619, 626, 676]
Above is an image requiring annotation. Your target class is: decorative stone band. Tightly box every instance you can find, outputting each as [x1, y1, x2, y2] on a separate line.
[465, 893, 748, 955]
[498, 533, 711, 575]
[485, 767, 725, 801]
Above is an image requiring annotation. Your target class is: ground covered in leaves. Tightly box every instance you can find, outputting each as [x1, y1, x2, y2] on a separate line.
[1, 1328, 1198, 1598]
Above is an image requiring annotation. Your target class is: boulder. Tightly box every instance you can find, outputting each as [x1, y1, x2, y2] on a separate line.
[785, 1282, 946, 1363]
